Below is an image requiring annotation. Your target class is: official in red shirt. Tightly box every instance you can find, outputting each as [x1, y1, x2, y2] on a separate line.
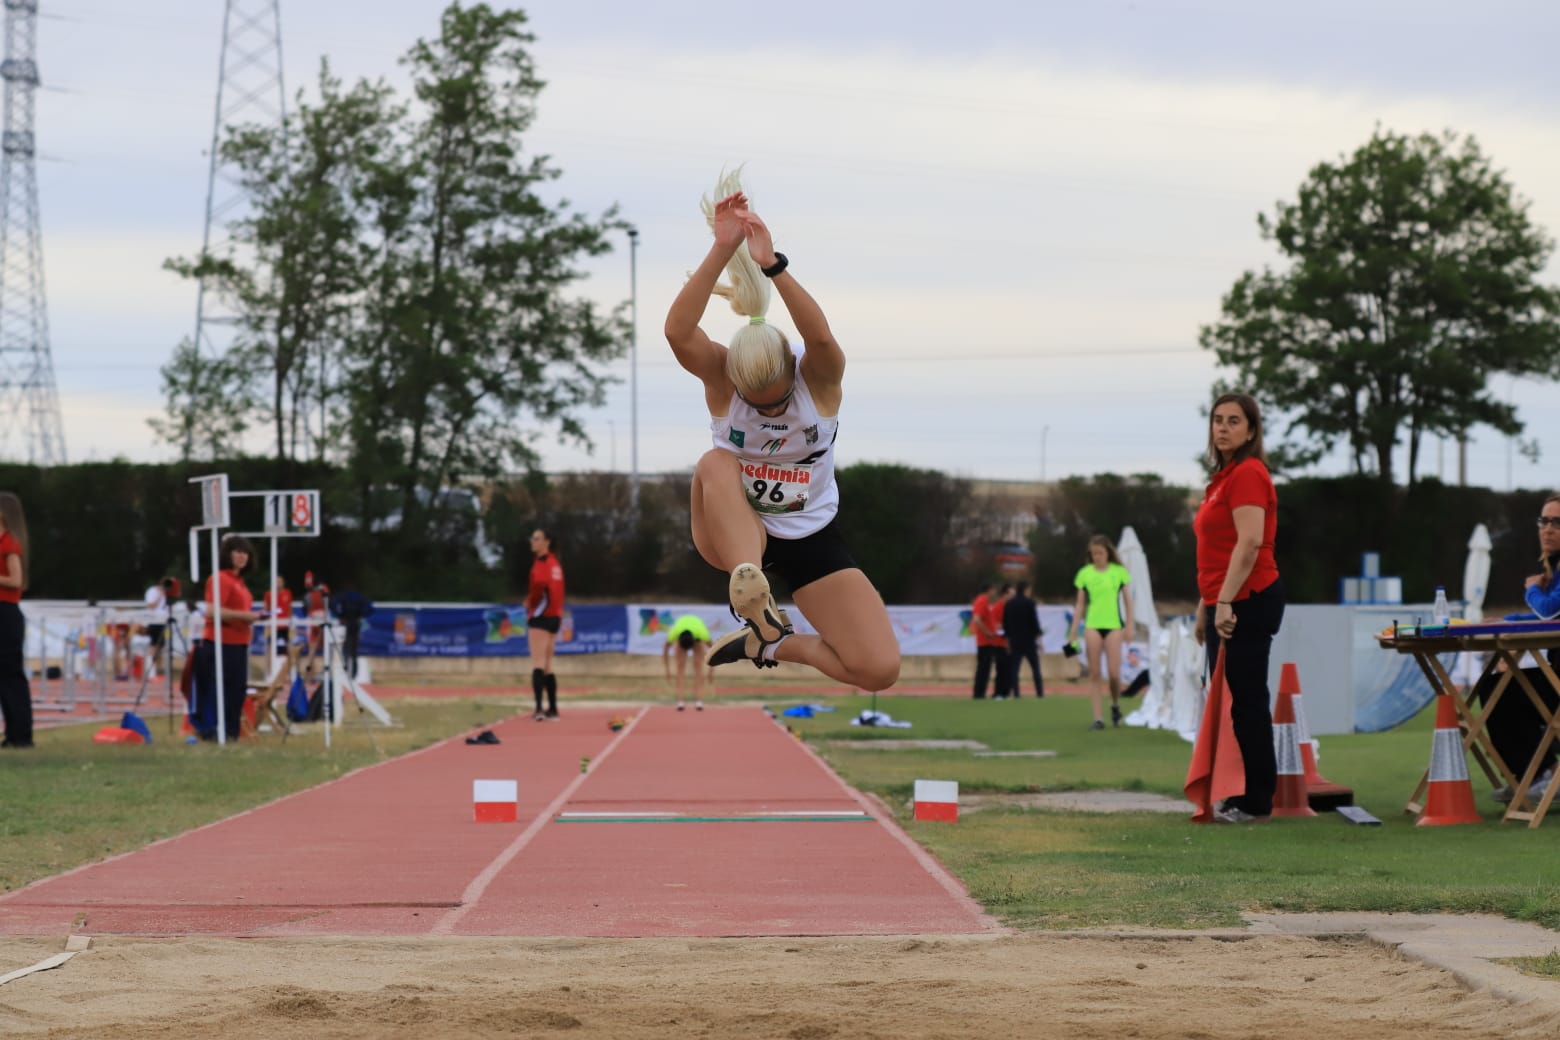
[0, 492, 33, 748]
[193, 534, 260, 742]
[262, 576, 294, 659]
[1193, 392, 1284, 823]
[526, 528, 565, 720]
[970, 582, 1004, 699]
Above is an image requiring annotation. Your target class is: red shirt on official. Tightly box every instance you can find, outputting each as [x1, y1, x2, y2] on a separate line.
[0, 531, 21, 604]
[984, 596, 1008, 651]
[971, 592, 1002, 648]
[264, 588, 293, 626]
[203, 570, 255, 645]
[527, 553, 565, 618]
[1194, 456, 1279, 605]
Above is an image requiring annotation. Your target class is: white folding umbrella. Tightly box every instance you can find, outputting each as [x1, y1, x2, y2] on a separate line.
[1115, 526, 1160, 637]
[1462, 523, 1492, 622]
[1455, 523, 1493, 690]
[1117, 526, 1166, 729]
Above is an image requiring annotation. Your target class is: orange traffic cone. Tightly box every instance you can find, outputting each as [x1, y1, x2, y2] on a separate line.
[1278, 663, 1354, 810]
[1417, 695, 1484, 826]
[1271, 687, 1317, 817]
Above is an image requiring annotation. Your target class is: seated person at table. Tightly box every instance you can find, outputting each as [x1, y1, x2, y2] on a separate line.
[1476, 493, 1560, 803]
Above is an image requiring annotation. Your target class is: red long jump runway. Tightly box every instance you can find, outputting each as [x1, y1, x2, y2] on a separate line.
[0, 706, 997, 939]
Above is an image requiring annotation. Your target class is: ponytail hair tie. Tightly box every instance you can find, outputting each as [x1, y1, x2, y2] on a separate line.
[748, 316, 765, 325]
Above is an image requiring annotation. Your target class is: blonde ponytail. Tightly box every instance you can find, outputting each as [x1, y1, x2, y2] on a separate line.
[701, 167, 770, 320]
[700, 168, 791, 397]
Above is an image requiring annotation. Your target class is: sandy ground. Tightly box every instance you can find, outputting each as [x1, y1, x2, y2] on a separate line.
[2, 931, 1557, 1039]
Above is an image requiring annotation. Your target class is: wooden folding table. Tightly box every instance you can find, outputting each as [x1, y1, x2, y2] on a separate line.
[1378, 619, 1560, 828]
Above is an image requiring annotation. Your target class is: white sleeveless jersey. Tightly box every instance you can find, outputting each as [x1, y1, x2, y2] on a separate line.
[709, 346, 840, 539]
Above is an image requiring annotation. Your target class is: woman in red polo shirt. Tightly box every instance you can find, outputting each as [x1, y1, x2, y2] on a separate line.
[526, 528, 565, 720]
[194, 534, 260, 742]
[0, 492, 33, 748]
[1193, 392, 1284, 824]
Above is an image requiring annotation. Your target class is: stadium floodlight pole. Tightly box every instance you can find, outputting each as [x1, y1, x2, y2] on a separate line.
[628, 225, 640, 516]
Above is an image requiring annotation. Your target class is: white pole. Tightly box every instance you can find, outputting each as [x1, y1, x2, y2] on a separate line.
[629, 226, 640, 515]
[268, 536, 279, 666]
[323, 618, 332, 749]
[210, 528, 225, 745]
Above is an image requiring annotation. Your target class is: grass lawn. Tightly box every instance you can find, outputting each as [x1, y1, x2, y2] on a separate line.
[4, 687, 1559, 937]
[786, 691, 1560, 932]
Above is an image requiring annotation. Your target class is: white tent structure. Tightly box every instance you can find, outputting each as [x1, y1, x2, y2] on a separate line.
[1455, 523, 1493, 688]
[1115, 526, 1191, 735]
[1463, 523, 1492, 622]
[1116, 526, 1159, 643]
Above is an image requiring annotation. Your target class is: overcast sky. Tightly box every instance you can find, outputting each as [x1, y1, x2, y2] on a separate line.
[15, 0, 1560, 489]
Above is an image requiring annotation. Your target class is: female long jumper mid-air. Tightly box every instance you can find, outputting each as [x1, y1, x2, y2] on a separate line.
[662, 171, 899, 692]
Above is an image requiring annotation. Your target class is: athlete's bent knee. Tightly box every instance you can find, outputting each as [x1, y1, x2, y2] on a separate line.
[854, 649, 901, 693]
[695, 448, 740, 479]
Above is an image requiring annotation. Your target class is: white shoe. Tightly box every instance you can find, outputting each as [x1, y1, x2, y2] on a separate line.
[707, 627, 780, 670]
[728, 563, 793, 643]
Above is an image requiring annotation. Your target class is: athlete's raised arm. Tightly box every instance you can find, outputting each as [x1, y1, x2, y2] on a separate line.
[664, 191, 747, 387]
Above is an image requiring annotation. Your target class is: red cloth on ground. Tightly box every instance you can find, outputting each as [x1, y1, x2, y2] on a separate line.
[1184, 644, 1246, 823]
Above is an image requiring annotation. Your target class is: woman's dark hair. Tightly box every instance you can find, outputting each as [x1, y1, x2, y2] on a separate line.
[1086, 534, 1123, 567]
[1205, 391, 1267, 471]
[677, 629, 696, 651]
[1539, 492, 1560, 592]
[219, 533, 256, 573]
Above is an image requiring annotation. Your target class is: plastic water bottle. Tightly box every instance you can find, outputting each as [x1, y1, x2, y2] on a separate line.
[1433, 586, 1451, 627]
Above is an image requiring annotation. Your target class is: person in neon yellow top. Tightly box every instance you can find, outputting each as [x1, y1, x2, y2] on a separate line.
[1069, 534, 1135, 730]
[663, 614, 716, 711]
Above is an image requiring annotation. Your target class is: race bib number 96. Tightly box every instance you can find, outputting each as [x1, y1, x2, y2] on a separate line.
[741, 461, 812, 515]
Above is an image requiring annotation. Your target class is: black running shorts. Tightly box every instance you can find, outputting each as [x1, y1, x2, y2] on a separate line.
[527, 615, 561, 634]
[761, 518, 859, 595]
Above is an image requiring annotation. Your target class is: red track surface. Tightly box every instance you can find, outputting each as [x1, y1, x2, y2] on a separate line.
[0, 707, 997, 938]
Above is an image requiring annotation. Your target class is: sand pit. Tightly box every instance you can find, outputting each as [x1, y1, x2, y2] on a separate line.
[2, 931, 1556, 1039]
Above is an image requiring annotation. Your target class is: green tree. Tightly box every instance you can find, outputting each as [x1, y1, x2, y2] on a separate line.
[155, 3, 628, 565]
[1029, 473, 1197, 604]
[341, 3, 627, 549]
[159, 64, 397, 465]
[1201, 128, 1560, 485]
[835, 463, 972, 602]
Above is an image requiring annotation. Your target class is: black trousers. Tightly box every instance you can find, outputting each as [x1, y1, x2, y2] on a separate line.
[973, 645, 1004, 698]
[1008, 642, 1044, 697]
[193, 641, 249, 740]
[1474, 666, 1560, 781]
[0, 602, 32, 746]
[1202, 578, 1286, 816]
[343, 621, 362, 679]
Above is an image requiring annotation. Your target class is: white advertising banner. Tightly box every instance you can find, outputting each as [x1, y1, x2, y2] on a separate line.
[626, 602, 1080, 656]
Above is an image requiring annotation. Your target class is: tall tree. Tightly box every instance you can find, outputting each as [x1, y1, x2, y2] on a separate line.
[340, 2, 627, 545]
[159, 63, 397, 464]
[155, 2, 628, 562]
[1200, 128, 1560, 485]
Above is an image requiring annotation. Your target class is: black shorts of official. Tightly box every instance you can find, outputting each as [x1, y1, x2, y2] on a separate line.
[761, 518, 859, 595]
[528, 615, 562, 635]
